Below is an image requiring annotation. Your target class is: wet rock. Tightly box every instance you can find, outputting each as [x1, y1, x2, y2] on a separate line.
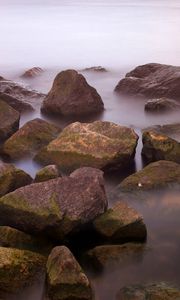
[0, 161, 32, 197]
[21, 67, 44, 79]
[3, 118, 61, 159]
[116, 282, 180, 300]
[46, 246, 93, 300]
[0, 92, 34, 113]
[93, 201, 146, 242]
[142, 130, 180, 164]
[34, 165, 62, 183]
[115, 63, 180, 99]
[0, 167, 107, 240]
[35, 121, 138, 172]
[143, 123, 180, 142]
[144, 97, 180, 112]
[0, 246, 46, 293]
[0, 100, 20, 141]
[82, 66, 108, 72]
[41, 69, 104, 116]
[119, 160, 180, 191]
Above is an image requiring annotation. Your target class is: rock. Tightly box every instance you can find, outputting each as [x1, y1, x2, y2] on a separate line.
[86, 243, 146, 270]
[144, 98, 180, 112]
[114, 63, 180, 99]
[93, 201, 146, 242]
[3, 118, 61, 159]
[21, 67, 44, 79]
[35, 121, 138, 172]
[119, 160, 180, 191]
[116, 282, 180, 300]
[46, 246, 93, 300]
[34, 165, 62, 183]
[143, 123, 180, 142]
[0, 246, 46, 293]
[41, 69, 104, 116]
[0, 167, 107, 240]
[0, 92, 34, 113]
[82, 66, 107, 72]
[0, 161, 32, 197]
[142, 130, 180, 164]
[0, 100, 20, 141]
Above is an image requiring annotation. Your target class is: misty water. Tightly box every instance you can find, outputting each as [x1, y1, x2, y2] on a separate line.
[0, 0, 180, 299]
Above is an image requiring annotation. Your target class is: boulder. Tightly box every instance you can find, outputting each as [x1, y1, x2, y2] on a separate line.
[0, 100, 20, 141]
[116, 282, 180, 300]
[0, 167, 107, 240]
[0, 92, 34, 113]
[35, 121, 138, 172]
[34, 165, 62, 183]
[119, 160, 180, 191]
[0, 246, 46, 293]
[46, 246, 93, 300]
[93, 201, 146, 242]
[41, 69, 104, 116]
[3, 118, 61, 159]
[143, 123, 180, 142]
[0, 161, 32, 197]
[114, 63, 180, 99]
[144, 98, 180, 112]
[142, 130, 180, 164]
[21, 67, 44, 79]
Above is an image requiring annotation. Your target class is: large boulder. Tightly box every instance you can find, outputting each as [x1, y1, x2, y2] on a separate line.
[114, 63, 180, 99]
[119, 160, 180, 191]
[34, 165, 62, 183]
[46, 246, 93, 300]
[35, 121, 138, 172]
[0, 161, 32, 197]
[142, 130, 180, 164]
[144, 98, 180, 112]
[116, 282, 180, 300]
[0, 167, 107, 240]
[143, 123, 180, 142]
[93, 201, 146, 242]
[2, 118, 61, 159]
[0, 246, 46, 293]
[41, 69, 104, 116]
[0, 100, 20, 141]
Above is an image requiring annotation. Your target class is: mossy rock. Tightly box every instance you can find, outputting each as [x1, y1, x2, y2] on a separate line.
[2, 118, 61, 159]
[46, 246, 93, 300]
[0, 100, 20, 141]
[119, 160, 180, 191]
[34, 165, 61, 183]
[143, 123, 180, 142]
[35, 121, 138, 172]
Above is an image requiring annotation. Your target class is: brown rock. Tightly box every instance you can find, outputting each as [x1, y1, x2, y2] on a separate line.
[0, 100, 20, 141]
[21, 67, 44, 79]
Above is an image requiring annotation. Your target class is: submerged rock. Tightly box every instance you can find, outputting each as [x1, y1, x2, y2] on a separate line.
[119, 160, 180, 191]
[35, 121, 138, 172]
[0, 167, 107, 240]
[82, 66, 108, 72]
[115, 63, 180, 99]
[0, 100, 20, 141]
[41, 69, 104, 116]
[46, 246, 93, 300]
[3, 118, 61, 159]
[34, 165, 62, 183]
[21, 67, 44, 79]
[144, 98, 180, 112]
[0, 246, 46, 293]
[0, 161, 32, 197]
[93, 201, 146, 242]
[116, 282, 180, 300]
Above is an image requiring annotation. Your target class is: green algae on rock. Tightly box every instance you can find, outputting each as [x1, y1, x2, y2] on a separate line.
[0, 100, 20, 141]
[35, 121, 138, 172]
[34, 165, 62, 183]
[46, 246, 93, 300]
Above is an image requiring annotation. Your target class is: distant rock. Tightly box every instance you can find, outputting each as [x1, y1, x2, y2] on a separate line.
[35, 121, 138, 172]
[145, 97, 180, 112]
[34, 165, 62, 183]
[21, 67, 44, 79]
[115, 63, 180, 99]
[3, 118, 61, 159]
[82, 66, 108, 72]
[46, 246, 93, 300]
[143, 123, 180, 142]
[0, 100, 20, 141]
[41, 69, 104, 116]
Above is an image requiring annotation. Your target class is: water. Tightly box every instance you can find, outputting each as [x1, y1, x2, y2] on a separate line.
[0, 0, 180, 299]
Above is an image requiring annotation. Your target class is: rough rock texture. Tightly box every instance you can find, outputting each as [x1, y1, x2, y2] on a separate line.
[119, 160, 180, 191]
[115, 63, 180, 99]
[0, 167, 107, 239]
[93, 201, 146, 242]
[116, 282, 180, 300]
[0, 246, 46, 293]
[34, 165, 62, 183]
[144, 98, 180, 112]
[143, 123, 180, 142]
[3, 118, 61, 159]
[0, 100, 20, 141]
[0, 92, 33, 113]
[0, 161, 32, 197]
[41, 70, 104, 116]
[142, 130, 180, 164]
[35, 121, 138, 172]
[46, 246, 93, 300]
[21, 67, 44, 79]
